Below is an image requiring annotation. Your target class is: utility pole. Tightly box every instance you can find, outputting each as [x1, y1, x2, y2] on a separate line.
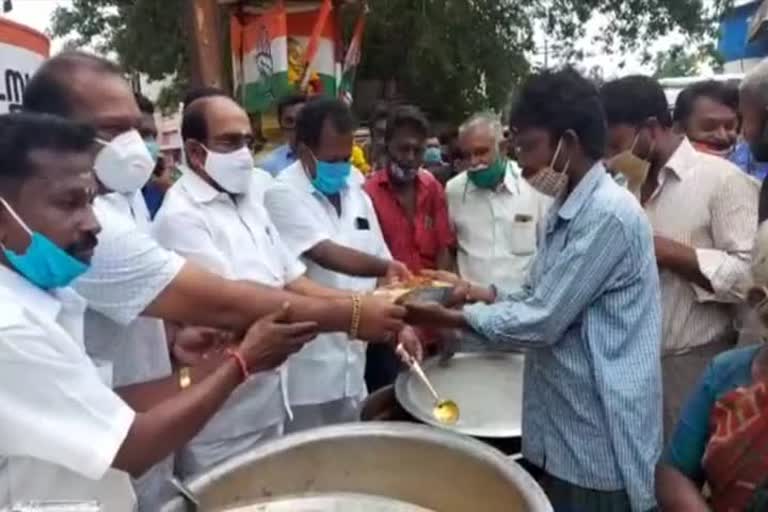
[184, 0, 225, 88]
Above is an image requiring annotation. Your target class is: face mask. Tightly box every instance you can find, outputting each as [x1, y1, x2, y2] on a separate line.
[144, 138, 161, 162]
[605, 134, 652, 195]
[467, 157, 507, 189]
[526, 139, 569, 197]
[310, 152, 351, 195]
[0, 198, 89, 289]
[424, 147, 443, 165]
[94, 129, 155, 194]
[388, 161, 419, 184]
[203, 145, 254, 194]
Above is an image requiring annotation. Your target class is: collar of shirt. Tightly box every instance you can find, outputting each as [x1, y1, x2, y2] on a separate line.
[663, 137, 698, 182]
[462, 159, 522, 200]
[0, 264, 68, 322]
[281, 159, 365, 197]
[551, 161, 606, 227]
[371, 167, 434, 205]
[178, 165, 236, 204]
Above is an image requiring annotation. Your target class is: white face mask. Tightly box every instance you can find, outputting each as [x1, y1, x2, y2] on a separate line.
[204, 145, 254, 194]
[94, 129, 155, 194]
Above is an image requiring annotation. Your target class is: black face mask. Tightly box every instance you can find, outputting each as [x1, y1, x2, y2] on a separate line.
[751, 116, 768, 162]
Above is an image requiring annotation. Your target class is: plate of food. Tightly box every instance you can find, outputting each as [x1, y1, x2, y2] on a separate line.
[373, 276, 454, 305]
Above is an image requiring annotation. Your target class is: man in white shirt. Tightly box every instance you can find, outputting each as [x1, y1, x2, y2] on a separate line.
[153, 90, 404, 476]
[0, 113, 317, 511]
[601, 75, 759, 437]
[265, 98, 412, 431]
[446, 113, 552, 291]
[22, 52, 405, 339]
[21, 52, 406, 495]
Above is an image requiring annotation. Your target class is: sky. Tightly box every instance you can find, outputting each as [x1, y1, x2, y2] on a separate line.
[4, 0, 700, 78]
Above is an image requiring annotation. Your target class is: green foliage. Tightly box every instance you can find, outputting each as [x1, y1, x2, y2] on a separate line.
[653, 42, 724, 78]
[49, 0, 731, 120]
[359, 0, 731, 123]
[50, 0, 187, 113]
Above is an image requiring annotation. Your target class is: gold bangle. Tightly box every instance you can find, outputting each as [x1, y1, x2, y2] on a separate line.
[349, 295, 362, 339]
[179, 366, 192, 390]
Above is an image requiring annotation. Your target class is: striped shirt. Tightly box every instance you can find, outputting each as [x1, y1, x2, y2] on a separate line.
[464, 163, 662, 512]
[645, 138, 759, 354]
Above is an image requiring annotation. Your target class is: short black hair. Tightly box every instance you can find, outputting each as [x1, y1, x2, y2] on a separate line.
[180, 87, 231, 142]
[510, 67, 607, 160]
[295, 97, 356, 150]
[23, 51, 123, 116]
[385, 105, 429, 143]
[0, 113, 95, 184]
[600, 75, 673, 128]
[182, 86, 230, 109]
[673, 80, 739, 125]
[277, 94, 307, 120]
[134, 92, 154, 116]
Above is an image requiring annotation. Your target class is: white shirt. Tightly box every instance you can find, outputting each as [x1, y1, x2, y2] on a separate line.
[0, 266, 136, 511]
[153, 168, 305, 445]
[644, 138, 759, 354]
[265, 161, 391, 404]
[74, 192, 182, 509]
[446, 161, 552, 291]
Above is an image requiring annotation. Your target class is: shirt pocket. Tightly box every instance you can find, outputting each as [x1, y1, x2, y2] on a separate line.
[505, 216, 537, 255]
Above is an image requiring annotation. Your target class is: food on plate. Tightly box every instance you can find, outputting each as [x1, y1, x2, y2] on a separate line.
[373, 277, 453, 304]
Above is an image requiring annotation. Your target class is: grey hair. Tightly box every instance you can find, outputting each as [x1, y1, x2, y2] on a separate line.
[459, 112, 504, 145]
[740, 59, 768, 107]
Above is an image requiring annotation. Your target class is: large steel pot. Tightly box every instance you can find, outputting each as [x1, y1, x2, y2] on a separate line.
[161, 422, 551, 512]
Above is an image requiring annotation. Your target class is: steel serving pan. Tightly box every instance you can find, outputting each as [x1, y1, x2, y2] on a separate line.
[395, 352, 524, 438]
[223, 493, 433, 511]
[160, 422, 551, 512]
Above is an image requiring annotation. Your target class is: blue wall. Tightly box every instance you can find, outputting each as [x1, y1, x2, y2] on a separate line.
[718, 0, 768, 61]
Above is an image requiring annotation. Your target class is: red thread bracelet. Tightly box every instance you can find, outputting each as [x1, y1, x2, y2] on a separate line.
[226, 348, 249, 381]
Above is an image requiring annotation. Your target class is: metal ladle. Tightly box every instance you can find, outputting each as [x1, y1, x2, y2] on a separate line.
[398, 344, 460, 425]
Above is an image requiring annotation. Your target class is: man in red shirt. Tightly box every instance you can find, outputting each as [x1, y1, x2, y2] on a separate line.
[365, 105, 456, 273]
[364, 105, 456, 391]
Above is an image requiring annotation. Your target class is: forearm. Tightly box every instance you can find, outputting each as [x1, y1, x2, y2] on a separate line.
[657, 242, 714, 292]
[655, 464, 709, 512]
[286, 276, 353, 299]
[144, 263, 352, 333]
[115, 356, 225, 412]
[307, 240, 390, 277]
[113, 359, 243, 477]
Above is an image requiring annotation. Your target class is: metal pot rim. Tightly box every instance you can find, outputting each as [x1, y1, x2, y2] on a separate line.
[168, 422, 551, 512]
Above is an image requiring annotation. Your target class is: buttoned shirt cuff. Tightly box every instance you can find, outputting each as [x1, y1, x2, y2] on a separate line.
[694, 248, 750, 303]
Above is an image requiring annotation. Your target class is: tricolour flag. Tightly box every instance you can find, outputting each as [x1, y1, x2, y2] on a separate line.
[230, 2, 290, 113]
[231, 2, 338, 113]
[338, 9, 366, 105]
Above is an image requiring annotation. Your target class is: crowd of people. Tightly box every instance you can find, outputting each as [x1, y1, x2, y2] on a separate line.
[3, 47, 768, 512]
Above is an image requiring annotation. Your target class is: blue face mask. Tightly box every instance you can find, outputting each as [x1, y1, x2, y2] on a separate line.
[311, 154, 351, 195]
[144, 138, 160, 162]
[0, 198, 89, 289]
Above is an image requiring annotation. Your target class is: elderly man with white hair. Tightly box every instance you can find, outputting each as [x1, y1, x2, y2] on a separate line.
[445, 112, 551, 291]
[739, 58, 768, 222]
